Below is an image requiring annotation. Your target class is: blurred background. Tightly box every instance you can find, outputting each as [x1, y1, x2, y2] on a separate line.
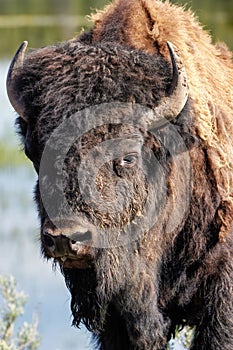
[0, 1, 232, 349]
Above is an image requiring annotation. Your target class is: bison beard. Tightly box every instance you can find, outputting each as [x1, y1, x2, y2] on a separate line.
[6, 0, 233, 349]
[61, 245, 170, 349]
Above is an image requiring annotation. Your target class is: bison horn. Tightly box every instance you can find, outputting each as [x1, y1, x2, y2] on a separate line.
[6, 41, 28, 121]
[148, 41, 189, 129]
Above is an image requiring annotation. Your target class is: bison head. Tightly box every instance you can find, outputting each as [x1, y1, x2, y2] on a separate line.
[7, 40, 190, 271]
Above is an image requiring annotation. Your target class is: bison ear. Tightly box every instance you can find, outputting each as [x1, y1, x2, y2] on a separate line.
[6, 41, 28, 122]
[91, 0, 167, 54]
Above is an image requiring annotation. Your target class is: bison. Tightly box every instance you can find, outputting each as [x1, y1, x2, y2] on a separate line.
[6, 0, 233, 349]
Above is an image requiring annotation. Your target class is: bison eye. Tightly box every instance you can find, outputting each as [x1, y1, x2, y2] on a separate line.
[121, 153, 139, 168]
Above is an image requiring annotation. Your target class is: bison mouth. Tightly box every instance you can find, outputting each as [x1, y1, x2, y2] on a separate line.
[56, 253, 93, 269]
[50, 244, 95, 270]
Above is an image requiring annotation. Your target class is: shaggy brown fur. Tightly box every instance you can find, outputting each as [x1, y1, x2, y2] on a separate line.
[91, 0, 233, 242]
[9, 1, 233, 350]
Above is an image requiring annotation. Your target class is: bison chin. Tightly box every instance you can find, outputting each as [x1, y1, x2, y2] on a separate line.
[60, 242, 144, 333]
[60, 266, 105, 331]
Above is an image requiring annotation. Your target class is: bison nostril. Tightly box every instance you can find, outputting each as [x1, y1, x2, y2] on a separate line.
[43, 232, 55, 249]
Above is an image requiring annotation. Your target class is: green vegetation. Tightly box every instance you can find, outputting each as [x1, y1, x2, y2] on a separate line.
[0, 0, 107, 57]
[0, 275, 40, 350]
[0, 143, 29, 168]
[172, 0, 233, 48]
[0, 0, 107, 16]
[0, 0, 232, 58]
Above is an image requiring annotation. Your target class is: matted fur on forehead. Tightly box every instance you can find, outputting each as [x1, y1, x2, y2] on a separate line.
[12, 40, 172, 131]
